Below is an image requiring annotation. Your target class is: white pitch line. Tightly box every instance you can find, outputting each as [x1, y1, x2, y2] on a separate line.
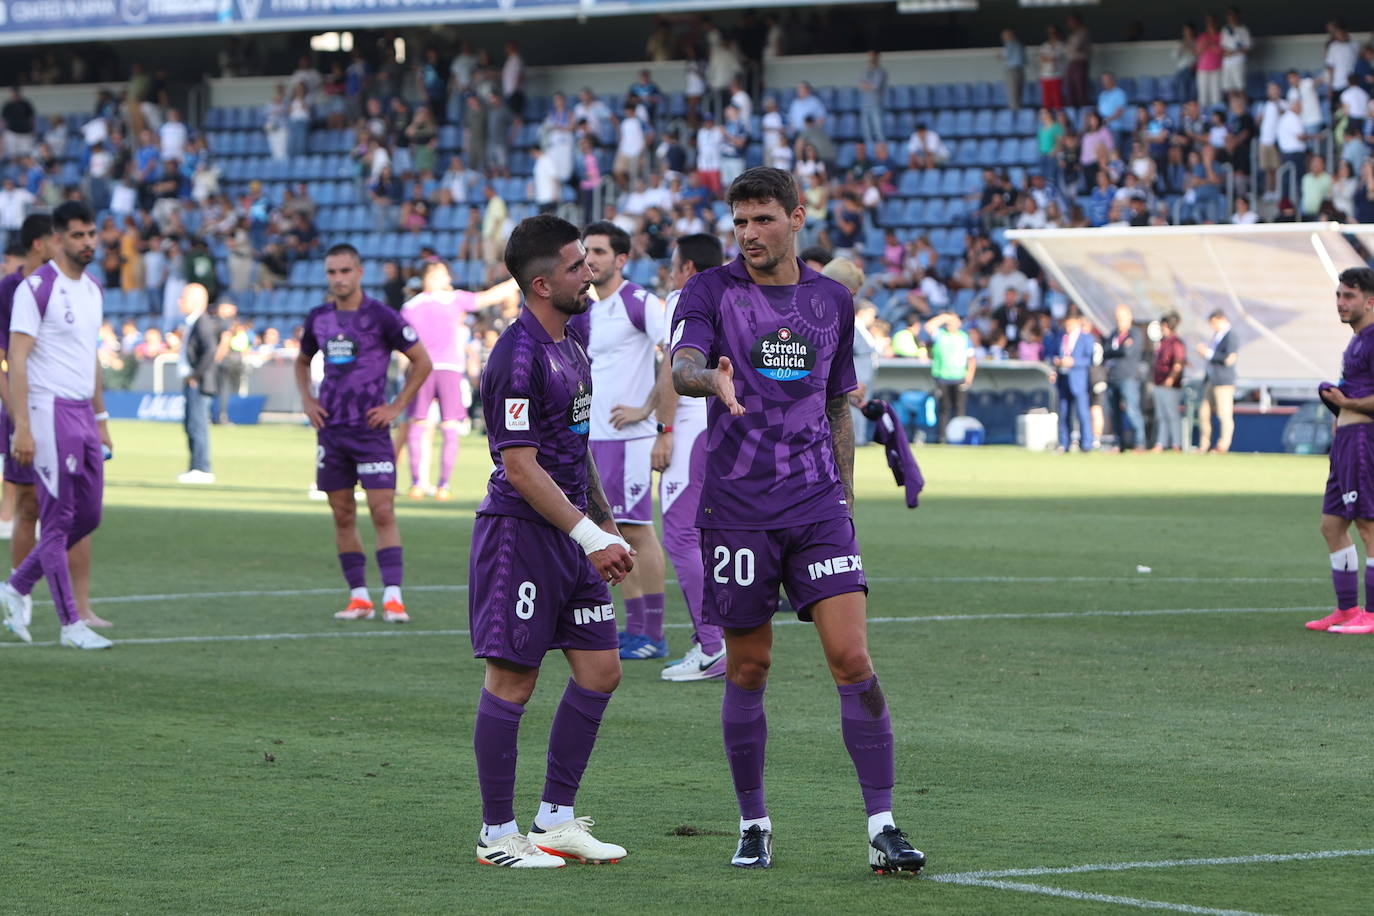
[73, 575, 1322, 608]
[933, 877, 1271, 916]
[934, 847, 1374, 881]
[0, 605, 1328, 649]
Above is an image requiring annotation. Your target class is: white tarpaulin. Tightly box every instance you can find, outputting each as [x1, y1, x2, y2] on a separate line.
[1008, 223, 1374, 385]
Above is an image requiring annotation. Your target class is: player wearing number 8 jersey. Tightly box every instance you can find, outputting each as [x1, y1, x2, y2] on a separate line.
[671, 167, 925, 874]
[468, 214, 635, 869]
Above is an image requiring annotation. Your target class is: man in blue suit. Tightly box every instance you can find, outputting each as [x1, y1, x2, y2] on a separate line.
[1049, 313, 1095, 451]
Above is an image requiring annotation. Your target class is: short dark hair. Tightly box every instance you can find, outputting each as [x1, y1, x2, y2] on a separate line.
[675, 233, 724, 273]
[505, 214, 582, 293]
[1340, 267, 1374, 296]
[325, 243, 361, 262]
[19, 213, 51, 252]
[1162, 311, 1181, 331]
[4, 241, 23, 259]
[799, 245, 832, 267]
[51, 200, 94, 232]
[726, 167, 800, 215]
[582, 220, 631, 257]
[1208, 308, 1227, 321]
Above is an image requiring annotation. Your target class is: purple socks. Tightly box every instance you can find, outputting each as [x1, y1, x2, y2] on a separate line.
[623, 595, 645, 636]
[541, 678, 612, 806]
[376, 546, 403, 588]
[642, 592, 665, 642]
[338, 552, 367, 590]
[473, 689, 524, 826]
[722, 680, 768, 819]
[838, 676, 895, 816]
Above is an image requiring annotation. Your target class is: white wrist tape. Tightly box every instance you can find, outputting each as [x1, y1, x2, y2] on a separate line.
[569, 517, 630, 556]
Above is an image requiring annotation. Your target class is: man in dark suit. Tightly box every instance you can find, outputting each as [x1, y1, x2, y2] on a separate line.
[1103, 303, 1146, 450]
[1196, 308, 1239, 453]
[176, 283, 219, 484]
[1049, 313, 1095, 451]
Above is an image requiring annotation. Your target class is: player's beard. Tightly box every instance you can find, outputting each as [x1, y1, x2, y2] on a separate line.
[65, 245, 95, 267]
[553, 285, 592, 316]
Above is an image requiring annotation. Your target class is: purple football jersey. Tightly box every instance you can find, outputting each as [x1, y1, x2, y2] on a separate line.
[478, 306, 594, 525]
[0, 267, 23, 353]
[300, 295, 418, 429]
[1339, 322, 1374, 399]
[671, 257, 858, 530]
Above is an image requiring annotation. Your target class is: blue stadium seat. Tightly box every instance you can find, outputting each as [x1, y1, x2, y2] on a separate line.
[930, 84, 953, 109]
[974, 138, 997, 167]
[939, 169, 962, 196]
[836, 87, 860, 112]
[961, 167, 983, 195]
[924, 198, 948, 226]
[835, 112, 860, 141]
[933, 109, 956, 137]
[954, 138, 978, 163]
[950, 83, 972, 109]
[910, 85, 932, 110]
[1014, 109, 1036, 135]
[897, 170, 922, 198]
[899, 199, 924, 228]
[993, 109, 1013, 136]
[953, 110, 974, 138]
[886, 85, 912, 110]
[879, 199, 903, 227]
[918, 169, 941, 197]
[971, 83, 993, 108]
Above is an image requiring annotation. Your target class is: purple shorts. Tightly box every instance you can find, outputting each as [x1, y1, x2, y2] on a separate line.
[316, 426, 397, 493]
[700, 517, 868, 628]
[1323, 423, 1374, 519]
[590, 437, 653, 525]
[0, 406, 35, 487]
[407, 368, 468, 422]
[469, 513, 617, 666]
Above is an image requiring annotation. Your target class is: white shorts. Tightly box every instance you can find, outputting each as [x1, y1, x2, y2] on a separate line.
[590, 437, 654, 525]
[660, 410, 707, 518]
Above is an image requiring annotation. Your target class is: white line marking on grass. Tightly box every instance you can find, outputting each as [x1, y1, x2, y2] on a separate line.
[0, 605, 1328, 649]
[73, 576, 1320, 608]
[935, 847, 1374, 881]
[931, 849, 1374, 916]
[932, 877, 1271, 916]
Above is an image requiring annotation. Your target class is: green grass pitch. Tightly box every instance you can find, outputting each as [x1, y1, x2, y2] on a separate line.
[3, 421, 1371, 913]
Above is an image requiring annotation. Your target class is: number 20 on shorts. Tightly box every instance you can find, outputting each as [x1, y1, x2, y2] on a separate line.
[712, 547, 756, 586]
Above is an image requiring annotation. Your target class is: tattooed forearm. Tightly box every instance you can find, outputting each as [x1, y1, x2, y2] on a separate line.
[584, 450, 614, 527]
[827, 394, 855, 511]
[672, 349, 718, 398]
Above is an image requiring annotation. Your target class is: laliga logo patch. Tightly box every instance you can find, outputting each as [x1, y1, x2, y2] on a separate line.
[751, 326, 816, 381]
[505, 398, 530, 431]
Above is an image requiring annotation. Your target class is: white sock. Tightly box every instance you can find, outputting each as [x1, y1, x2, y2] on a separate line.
[384, 585, 403, 605]
[740, 815, 772, 834]
[1331, 546, 1359, 571]
[868, 811, 895, 841]
[534, 801, 573, 830]
[350, 587, 370, 602]
[480, 819, 520, 844]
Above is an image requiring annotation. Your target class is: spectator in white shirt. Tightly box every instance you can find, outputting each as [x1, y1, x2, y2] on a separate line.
[501, 41, 525, 116]
[1276, 101, 1309, 179]
[696, 111, 725, 195]
[1220, 8, 1251, 95]
[905, 123, 950, 170]
[729, 77, 753, 124]
[1258, 81, 1283, 195]
[1287, 70, 1325, 134]
[531, 147, 560, 214]
[613, 101, 647, 189]
[1326, 21, 1358, 98]
[573, 88, 612, 141]
[1231, 195, 1259, 224]
[159, 108, 189, 162]
[760, 96, 785, 162]
[288, 55, 323, 104]
[1342, 82, 1370, 133]
[0, 177, 35, 238]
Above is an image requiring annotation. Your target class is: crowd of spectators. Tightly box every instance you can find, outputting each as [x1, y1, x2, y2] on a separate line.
[0, 12, 1367, 426]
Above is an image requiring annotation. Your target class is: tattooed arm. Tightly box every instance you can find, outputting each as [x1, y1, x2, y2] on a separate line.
[584, 449, 619, 535]
[671, 349, 745, 415]
[827, 394, 855, 513]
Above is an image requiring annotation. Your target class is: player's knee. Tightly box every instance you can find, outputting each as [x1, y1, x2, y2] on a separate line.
[828, 649, 875, 685]
[727, 656, 771, 690]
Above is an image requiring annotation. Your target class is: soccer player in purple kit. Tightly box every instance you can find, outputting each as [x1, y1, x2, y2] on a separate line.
[611, 233, 728, 681]
[1310, 267, 1374, 635]
[572, 221, 670, 660]
[295, 244, 432, 624]
[671, 168, 925, 874]
[0, 201, 114, 650]
[401, 262, 518, 501]
[468, 214, 634, 869]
